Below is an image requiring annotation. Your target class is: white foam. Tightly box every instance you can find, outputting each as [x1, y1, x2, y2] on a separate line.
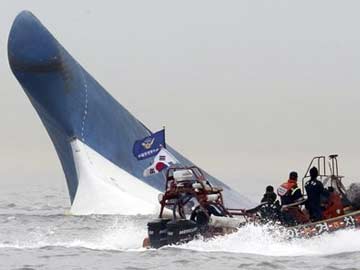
[70, 139, 161, 215]
[179, 224, 360, 256]
[0, 216, 148, 251]
[2, 216, 360, 255]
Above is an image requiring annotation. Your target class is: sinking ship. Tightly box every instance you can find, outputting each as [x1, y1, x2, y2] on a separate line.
[8, 11, 252, 215]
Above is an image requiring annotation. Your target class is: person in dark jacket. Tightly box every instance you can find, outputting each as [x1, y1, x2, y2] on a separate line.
[261, 185, 277, 204]
[305, 167, 327, 221]
[259, 185, 280, 222]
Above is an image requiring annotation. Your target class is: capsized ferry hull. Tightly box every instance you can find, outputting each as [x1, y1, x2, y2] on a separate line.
[8, 11, 252, 214]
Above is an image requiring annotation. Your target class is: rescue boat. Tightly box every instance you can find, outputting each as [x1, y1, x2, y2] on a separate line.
[144, 155, 360, 248]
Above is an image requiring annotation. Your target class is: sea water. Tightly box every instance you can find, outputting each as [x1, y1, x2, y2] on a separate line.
[1, 182, 359, 270]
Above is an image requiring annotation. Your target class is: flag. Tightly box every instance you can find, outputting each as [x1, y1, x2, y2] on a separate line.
[143, 148, 179, 177]
[132, 129, 166, 160]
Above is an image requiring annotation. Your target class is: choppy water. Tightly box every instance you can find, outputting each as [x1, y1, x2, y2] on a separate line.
[1, 183, 360, 270]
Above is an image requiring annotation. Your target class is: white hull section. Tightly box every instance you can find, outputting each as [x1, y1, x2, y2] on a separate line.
[69, 139, 160, 215]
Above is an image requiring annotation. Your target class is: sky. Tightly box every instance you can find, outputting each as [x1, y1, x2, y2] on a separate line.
[1, 1, 360, 200]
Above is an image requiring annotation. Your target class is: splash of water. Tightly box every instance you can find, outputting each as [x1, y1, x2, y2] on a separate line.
[0, 215, 149, 251]
[92, 216, 148, 250]
[2, 214, 360, 256]
[179, 223, 360, 256]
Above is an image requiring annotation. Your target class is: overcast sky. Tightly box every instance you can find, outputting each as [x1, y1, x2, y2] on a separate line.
[1, 1, 360, 200]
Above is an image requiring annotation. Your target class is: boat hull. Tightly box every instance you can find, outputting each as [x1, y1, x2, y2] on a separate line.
[285, 210, 360, 238]
[146, 210, 360, 248]
[8, 11, 252, 214]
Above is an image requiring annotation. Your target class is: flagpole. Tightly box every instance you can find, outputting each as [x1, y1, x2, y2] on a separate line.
[163, 125, 166, 149]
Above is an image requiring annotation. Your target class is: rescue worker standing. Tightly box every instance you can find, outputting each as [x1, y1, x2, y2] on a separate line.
[305, 167, 327, 221]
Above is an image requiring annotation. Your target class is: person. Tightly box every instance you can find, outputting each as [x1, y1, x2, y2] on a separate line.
[277, 171, 303, 205]
[261, 185, 277, 204]
[322, 186, 344, 219]
[305, 167, 327, 221]
[259, 185, 281, 222]
[277, 171, 308, 225]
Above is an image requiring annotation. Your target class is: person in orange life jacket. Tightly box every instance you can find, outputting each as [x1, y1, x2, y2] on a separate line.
[277, 171, 308, 225]
[322, 186, 344, 219]
[305, 167, 328, 221]
[277, 171, 303, 206]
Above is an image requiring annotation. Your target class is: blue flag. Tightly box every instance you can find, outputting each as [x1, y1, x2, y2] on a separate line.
[133, 129, 166, 160]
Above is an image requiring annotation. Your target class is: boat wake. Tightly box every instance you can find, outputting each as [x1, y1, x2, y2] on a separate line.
[1, 212, 360, 257]
[178, 223, 360, 256]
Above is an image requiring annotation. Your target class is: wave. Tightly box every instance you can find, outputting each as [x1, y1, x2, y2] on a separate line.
[178, 223, 360, 256]
[0, 215, 149, 251]
[1, 214, 360, 256]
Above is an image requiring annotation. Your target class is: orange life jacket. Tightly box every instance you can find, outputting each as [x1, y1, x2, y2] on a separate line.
[277, 179, 298, 197]
[278, 180, 308, 223]
[323, 192, 344, 219]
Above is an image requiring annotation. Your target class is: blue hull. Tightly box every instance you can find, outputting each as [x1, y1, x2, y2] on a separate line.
[8, 11, 251, 208]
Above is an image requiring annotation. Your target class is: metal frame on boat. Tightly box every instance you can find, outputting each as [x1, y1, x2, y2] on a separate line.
[144, 155, 360, 248]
